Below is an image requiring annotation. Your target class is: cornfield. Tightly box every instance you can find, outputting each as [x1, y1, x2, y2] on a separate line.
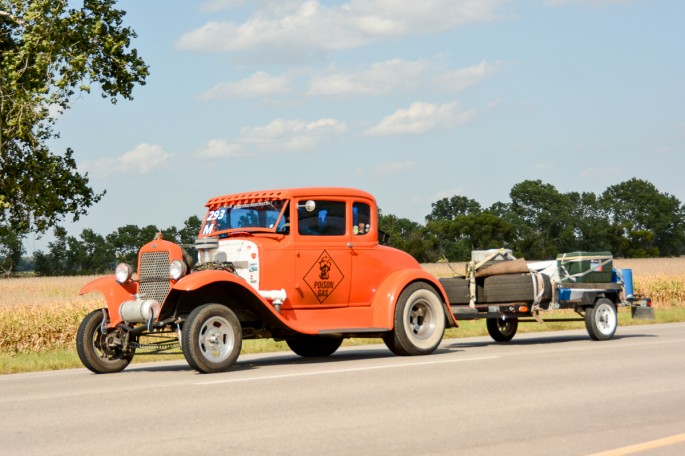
[1, 257, 684, 355]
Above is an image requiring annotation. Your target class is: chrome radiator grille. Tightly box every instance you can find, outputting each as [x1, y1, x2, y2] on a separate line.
[139, 251, 171, 303]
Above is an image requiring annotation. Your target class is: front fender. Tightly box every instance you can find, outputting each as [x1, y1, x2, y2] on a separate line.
[370, 269, 457, 329]
[172, 269, 248, 292]
[171, 270, 300, 331]
[80, 276, 137, 327]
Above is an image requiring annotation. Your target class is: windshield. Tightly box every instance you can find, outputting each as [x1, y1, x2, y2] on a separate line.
[200, 200, 287, 236]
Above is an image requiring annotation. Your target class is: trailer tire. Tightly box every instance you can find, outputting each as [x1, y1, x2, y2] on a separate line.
[287, 336, 344, 357]
[383, 283, 445, 356]
[486, 317, 518, 342]
[182, 304, 242, 373]
[585, 298, 617, 341]
[76, 309, 133, 374]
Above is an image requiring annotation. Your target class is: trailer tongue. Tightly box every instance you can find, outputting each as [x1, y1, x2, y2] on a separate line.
[441, 249, 654, 342]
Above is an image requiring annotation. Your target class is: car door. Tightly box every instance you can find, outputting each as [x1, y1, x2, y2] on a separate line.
[293, 198, 352, 308]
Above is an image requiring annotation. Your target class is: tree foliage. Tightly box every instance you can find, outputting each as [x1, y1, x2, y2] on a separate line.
[33, 216, 201, 276]
[0, 0, 148, 271]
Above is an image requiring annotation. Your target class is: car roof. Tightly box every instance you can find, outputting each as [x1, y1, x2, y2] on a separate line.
[205, 187, 375, 209]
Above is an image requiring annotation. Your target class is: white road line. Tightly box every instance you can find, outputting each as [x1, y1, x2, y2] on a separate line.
[589, 432, 685, 456]
[195, 355, 499, 386]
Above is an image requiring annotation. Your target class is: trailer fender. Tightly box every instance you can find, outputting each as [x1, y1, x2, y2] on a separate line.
[79, 276, 138, 327]
[370, 269, 457, 329]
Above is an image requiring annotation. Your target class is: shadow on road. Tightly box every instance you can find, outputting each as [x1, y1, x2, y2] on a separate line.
[445, 332, 655, 349]
[118, 332, 656, 374]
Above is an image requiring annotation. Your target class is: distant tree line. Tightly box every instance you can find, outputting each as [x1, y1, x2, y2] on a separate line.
[1, 178, 683, 276]
[31, 216, 202, 276]
[380, 178, 685, 262]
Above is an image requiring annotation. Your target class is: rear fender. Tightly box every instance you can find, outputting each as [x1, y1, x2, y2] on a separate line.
[80, 276, 137, 327]
[370, 269, 457, 329]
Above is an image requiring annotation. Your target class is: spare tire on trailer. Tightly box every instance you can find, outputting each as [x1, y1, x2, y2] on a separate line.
[481, 273, 551, 304]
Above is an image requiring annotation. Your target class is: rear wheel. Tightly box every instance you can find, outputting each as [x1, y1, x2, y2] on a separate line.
[383, 283, 445, 356]
[287, 336, 343, 357]
[585, 298, 617, 341]
[76, 309, 133, 374]
[486, 317, 518, 342]
[182, 304, 242, 373]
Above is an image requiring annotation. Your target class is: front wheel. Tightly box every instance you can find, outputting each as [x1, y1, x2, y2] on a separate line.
[383, 283, 446, 356]
[182, 304, 242, 373]
[76, 309, 133, 374]
[486, 317, 519, 342]
[585, 298, 617, 341]
[287, 336, 343, 357]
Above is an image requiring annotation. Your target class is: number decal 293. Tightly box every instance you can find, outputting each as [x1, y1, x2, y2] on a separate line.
[207, 209, 226, 221]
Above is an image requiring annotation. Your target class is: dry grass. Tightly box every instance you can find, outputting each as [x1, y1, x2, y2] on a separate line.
[0, 276, 103, 355]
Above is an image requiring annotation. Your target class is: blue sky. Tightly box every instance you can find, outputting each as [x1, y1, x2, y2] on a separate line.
[32, 0, 684, 252]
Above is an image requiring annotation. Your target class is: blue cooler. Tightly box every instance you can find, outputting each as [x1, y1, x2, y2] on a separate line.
[621, 268, 634, 299]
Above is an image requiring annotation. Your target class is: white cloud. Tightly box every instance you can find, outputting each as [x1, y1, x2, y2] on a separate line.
[82, 144, 174, 177]
[308, 59, 504, 96]
[308, 59, 429, 96]
[201, 0, 245, 12]
[195, 117, 347, 157]
[433, 60, 506, 92]
[240, 118, 347, 151]
[366, 101, 475, 136]
[201, 71, 293, 99]
[177, 0, 503, 61]
[195, 139, 244, 158]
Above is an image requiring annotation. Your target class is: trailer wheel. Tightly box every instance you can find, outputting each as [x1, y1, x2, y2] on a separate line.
[76, 309, 133, 374]
[287, 336, 344, 357]
[585, 298, 617, 341]
[486, 317, 518, 342]
[383, 283, 445, 356]
[182, 304, 242, 373]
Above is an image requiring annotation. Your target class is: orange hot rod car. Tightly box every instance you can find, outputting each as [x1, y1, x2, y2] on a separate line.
[77, 187, 457, 374]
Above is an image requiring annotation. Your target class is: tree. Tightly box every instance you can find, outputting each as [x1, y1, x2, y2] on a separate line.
[508, 180, 577, 259]
[601, 178, 685, 257]
[426, 195, 481, 222]
[0, 0, 148, 245]
[0, 228, 22, 275]
[379, 213, 439, 263]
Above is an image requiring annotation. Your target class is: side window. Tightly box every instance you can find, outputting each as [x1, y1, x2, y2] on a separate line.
[353, 202, 371, 235]
[298, 200, 346, 236]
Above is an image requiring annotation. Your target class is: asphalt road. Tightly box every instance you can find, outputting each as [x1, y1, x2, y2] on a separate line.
[2, 323, 685, 456]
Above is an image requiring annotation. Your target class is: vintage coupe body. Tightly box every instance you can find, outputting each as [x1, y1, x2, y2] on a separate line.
[77, 187, 456, 373]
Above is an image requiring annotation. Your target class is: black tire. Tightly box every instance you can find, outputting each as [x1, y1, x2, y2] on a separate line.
[486, 317, 518, 342]
[286, 336, 343, 357]
[182, 304, 242, 373]
[585, 298, 617, 341]
[76, 309, 133, 374]
[439, 277, 470, 304]
[482, 274, 535, 303]
[383, 283, 446, 356]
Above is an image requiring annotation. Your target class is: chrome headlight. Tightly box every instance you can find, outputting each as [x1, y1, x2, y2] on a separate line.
[169, 259, 187, 281]
[115, 263, 133, 284]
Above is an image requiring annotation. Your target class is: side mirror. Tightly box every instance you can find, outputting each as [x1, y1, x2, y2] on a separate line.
[299, 200, 316, 212]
